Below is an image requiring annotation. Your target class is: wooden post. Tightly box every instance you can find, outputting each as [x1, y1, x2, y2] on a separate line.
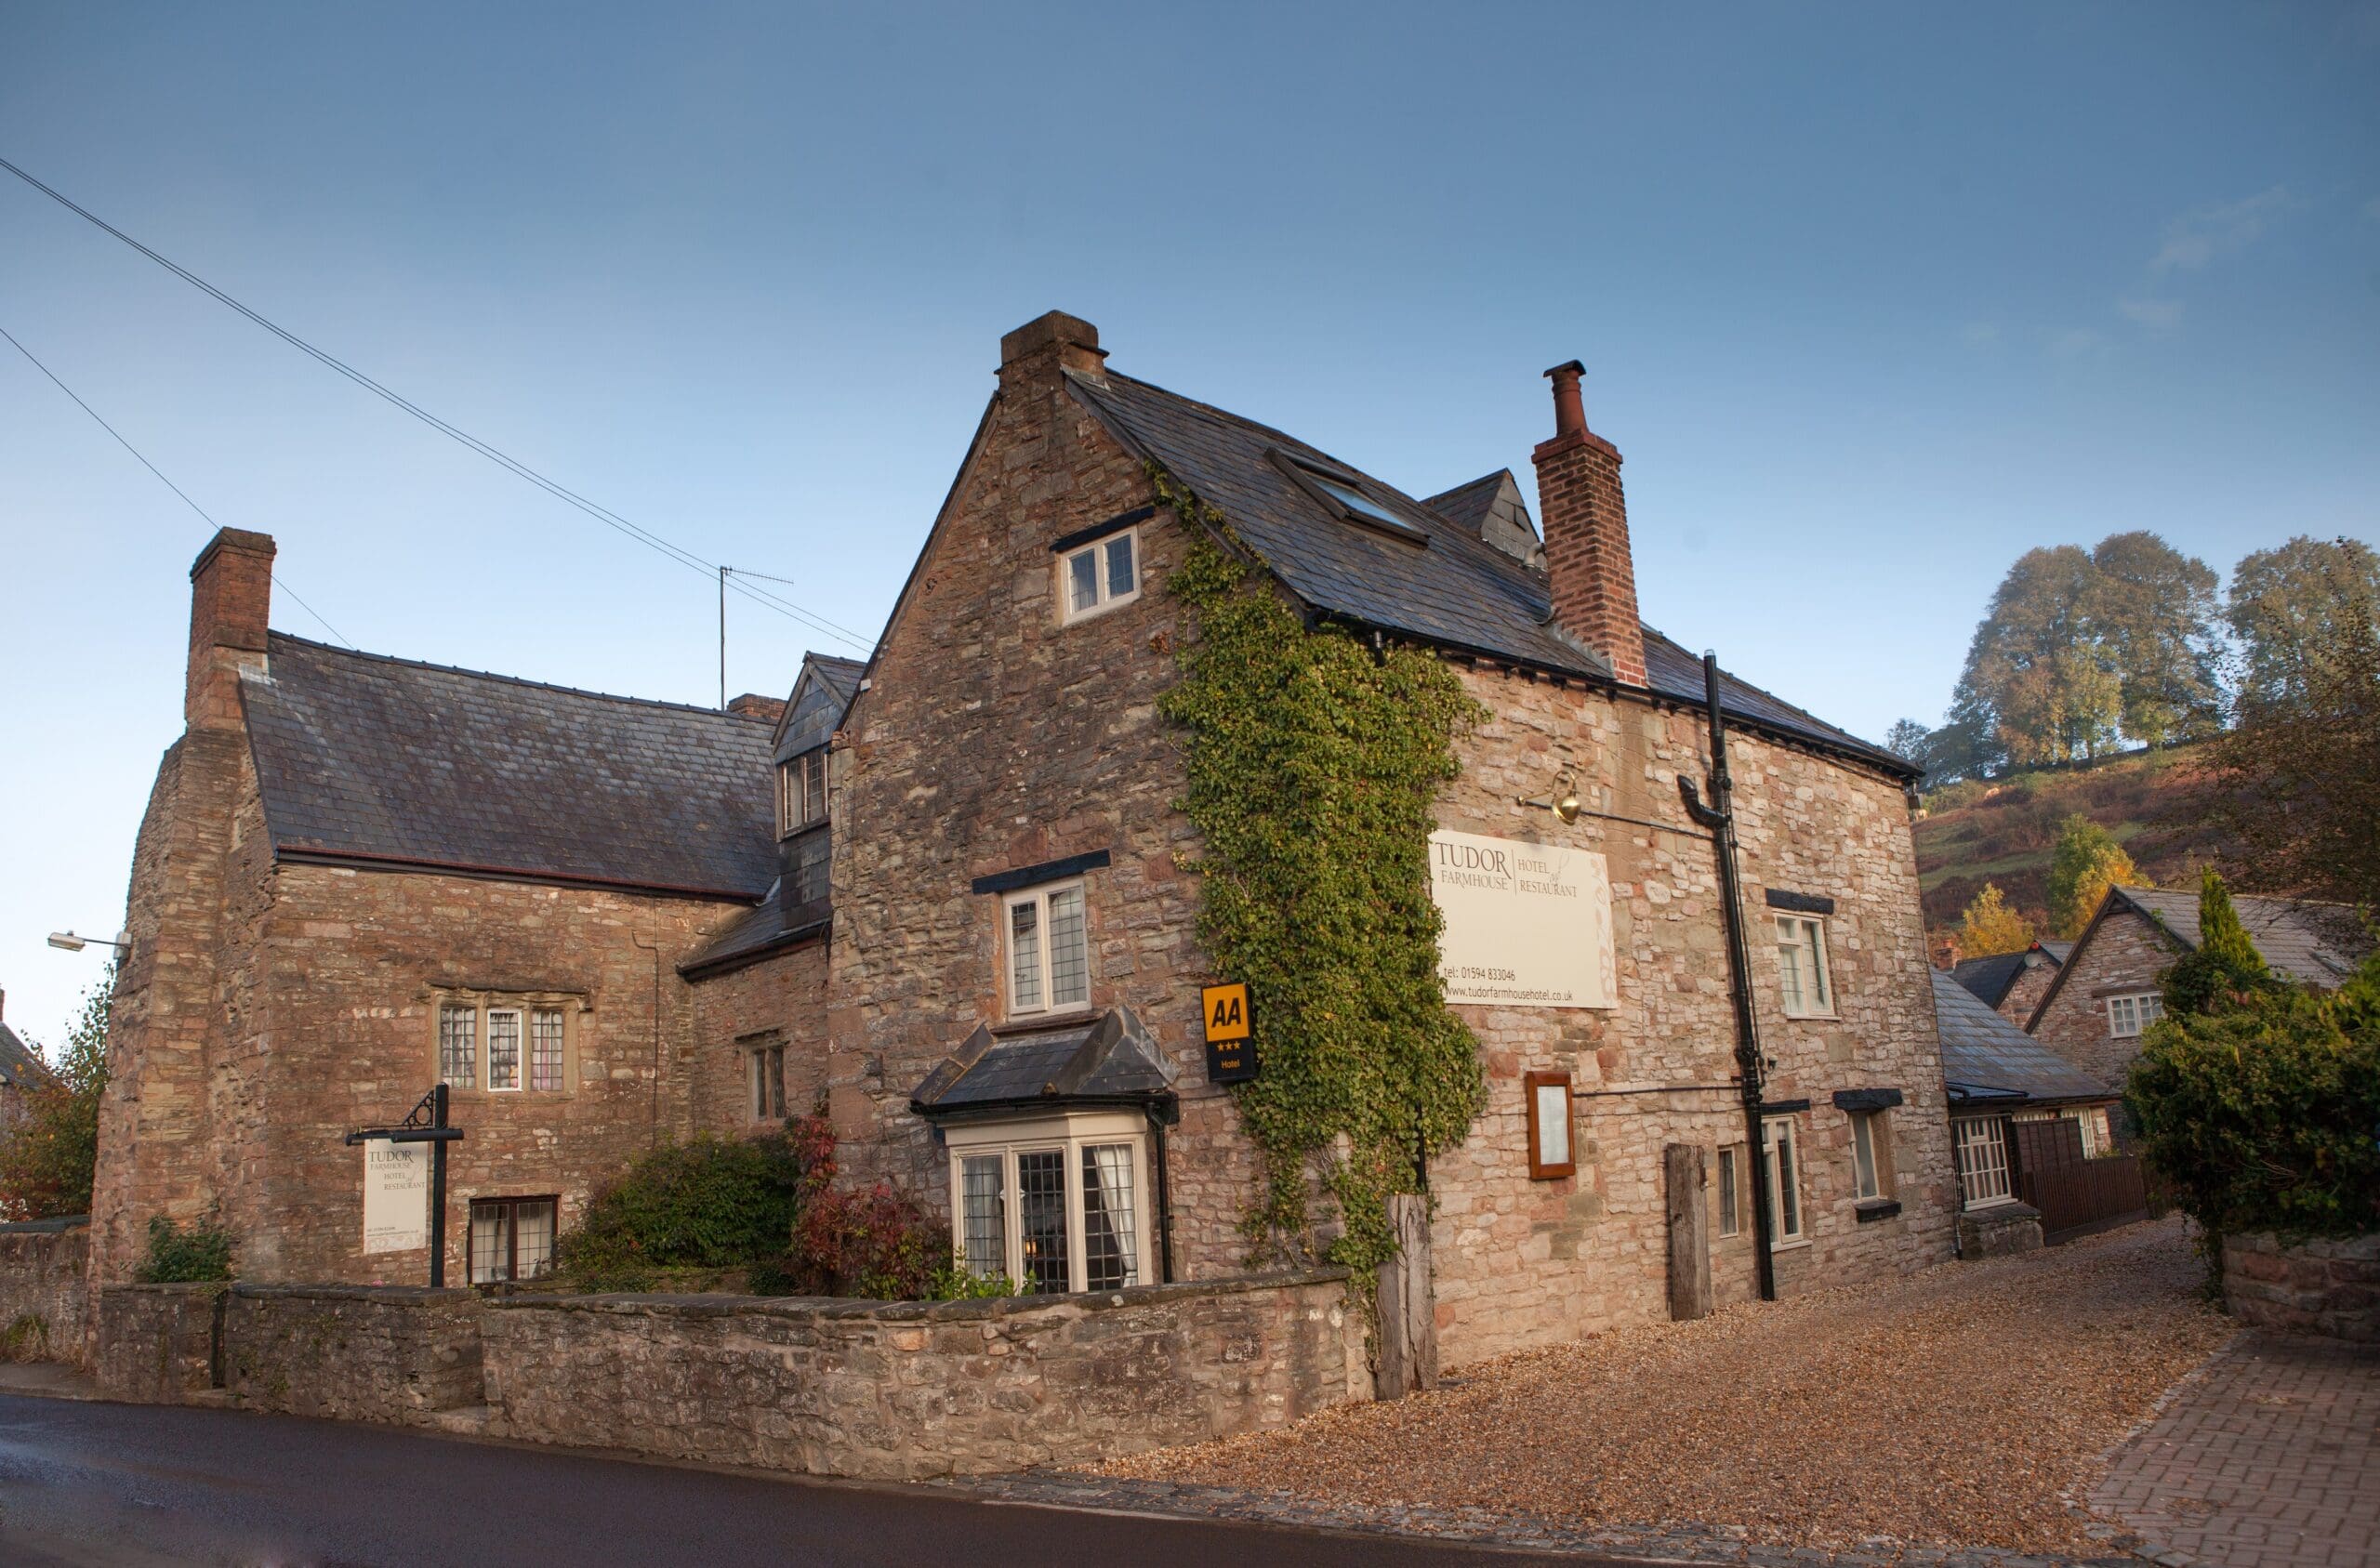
[1373, 1193, 1438, 1399]
[1664, 1143, 1713, 1322]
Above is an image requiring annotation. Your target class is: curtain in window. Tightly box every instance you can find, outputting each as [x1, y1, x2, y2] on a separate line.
[1010, 901, 1042, 1010]
[960, 1155, 1005, 1276]
[486, 1011, 522, 1090]
[530, 1008, 565, 1092]
[439, 1005, 477, 1087]
[1082, 1143, 1137, 1289]
[1047, 888, 1088, 1008]
[1068, 550, 1099, 613]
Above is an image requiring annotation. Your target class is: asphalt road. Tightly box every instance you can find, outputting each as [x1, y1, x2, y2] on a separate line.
[0, 1393, 1595, 1567]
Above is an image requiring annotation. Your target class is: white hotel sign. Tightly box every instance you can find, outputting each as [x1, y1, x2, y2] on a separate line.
[1428, 829, 1616, 1009]
[361, 1140, 431, 1255]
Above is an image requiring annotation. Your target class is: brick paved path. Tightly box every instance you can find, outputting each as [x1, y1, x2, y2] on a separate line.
[2091, 1332, 2379, 1568]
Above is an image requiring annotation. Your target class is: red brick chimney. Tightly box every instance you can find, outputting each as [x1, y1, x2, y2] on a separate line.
[187, 528, 275, 731]
[1531, 361, 1646, 686]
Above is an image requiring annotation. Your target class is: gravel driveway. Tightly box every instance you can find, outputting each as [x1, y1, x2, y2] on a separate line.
[1098, 1218, 2232, 1558]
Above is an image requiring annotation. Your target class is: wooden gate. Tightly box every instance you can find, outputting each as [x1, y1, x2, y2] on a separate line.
[2012, 1117, 2149, 1240]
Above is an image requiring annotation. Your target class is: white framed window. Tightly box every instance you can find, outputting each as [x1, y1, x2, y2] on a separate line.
[1954, 1114, 2015, 1209]
[1762, 1115, 1805, 1246]
[2074, 1105, 2114, 1159]
[469, 1196, 557, 1285]
[2105, 993, 2162, 1038]
[747, 1040, 786, 1121]
[945, 1111, 1149, 1293]
[1004, 881, 1090, 1018]
[1716, 1144, 1743, 1237]
[777, 750, 827, 838]
[1850, 1110, 1894, 1201]
[436, 997, 571, 1094]
[1776, 916, 1833, 1018]
[1058, 529, 1141, 624]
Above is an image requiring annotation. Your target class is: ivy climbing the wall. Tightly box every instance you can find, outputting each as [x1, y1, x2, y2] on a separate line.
[1152, 465, 1488, 1278]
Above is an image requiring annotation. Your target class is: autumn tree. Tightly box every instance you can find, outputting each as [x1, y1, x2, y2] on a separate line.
[1954, 882, 2036, 959]
[2045, 814, 2145, 938]
[2089, 531, 2224, 745]
[0, 967, 112, 1221]
[2194, 583, 2380, 905]
[2227, 535, 2380, 709]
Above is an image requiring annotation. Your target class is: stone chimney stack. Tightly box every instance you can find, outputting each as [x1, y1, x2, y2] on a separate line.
[998, 310, 1107, 395]
[1531, 361, 1646, 686]
[186, 528, 275, 731]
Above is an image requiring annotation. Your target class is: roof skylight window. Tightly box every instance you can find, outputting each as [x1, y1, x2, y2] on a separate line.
[1270, 452, 1430, 545]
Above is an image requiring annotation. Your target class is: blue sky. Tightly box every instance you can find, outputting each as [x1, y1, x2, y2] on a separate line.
[3, 2, 2375, 1047]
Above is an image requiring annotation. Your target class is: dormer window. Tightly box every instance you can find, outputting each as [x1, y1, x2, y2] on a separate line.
[1272, 451, 1429, 545]
[777, 750, 826, 839]
[1059, 529, 1140, 624]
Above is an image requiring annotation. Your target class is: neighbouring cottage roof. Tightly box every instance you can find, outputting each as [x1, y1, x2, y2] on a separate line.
[0, 1019, 49, 1093]
[910, 1008, 1176, 1120]
[2109, 886, 2373, 987]
[1949, 942, 2062, 1009]
[1932, 970, 2108, 1106]
[240, 633, 779, 900]
[1063, 368, 1911, 778]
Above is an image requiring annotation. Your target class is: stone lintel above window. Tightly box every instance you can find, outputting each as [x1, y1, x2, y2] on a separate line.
[1764, 888, 1837, 916]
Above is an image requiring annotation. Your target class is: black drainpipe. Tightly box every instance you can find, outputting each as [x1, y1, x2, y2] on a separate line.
[1676, 651, 1777, 1302]
[1148, 1102, 1177, 1284]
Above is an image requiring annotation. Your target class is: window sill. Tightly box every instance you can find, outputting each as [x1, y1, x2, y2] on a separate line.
[1854, 1198, 1903, 1223]
[1769, 1235, 1812, 1253]
[1059, 594, 1140, 628]
[1780, 1010, 1839, 1023]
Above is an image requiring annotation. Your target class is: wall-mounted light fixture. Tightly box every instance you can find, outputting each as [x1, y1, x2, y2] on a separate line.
[1516, 768, 1582, 824]
[47, 929, 129, 955]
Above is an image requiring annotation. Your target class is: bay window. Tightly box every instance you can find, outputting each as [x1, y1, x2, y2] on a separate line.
[946, 1112, 1148, 1293]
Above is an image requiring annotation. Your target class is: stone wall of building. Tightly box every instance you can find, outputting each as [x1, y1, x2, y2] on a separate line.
[1996, 956, 2059, 1026]
[221, 1284, 485, 1417]
[93, 1283, 222, 1402]
[686, 937, 832, 1131]
[1424, 665, 1956, 1358]
[826, 324, 1237, 1268]
[2223, 1232, 2380, 1344]
[481, 1271, 1359, 1479]
[2029, 909, 2179, 1090]
[243, 863, 739, 1285]
[0, 1221, 89, 1364]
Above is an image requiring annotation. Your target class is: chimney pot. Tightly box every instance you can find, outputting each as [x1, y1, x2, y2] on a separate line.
[1544, 360, 1586, 437]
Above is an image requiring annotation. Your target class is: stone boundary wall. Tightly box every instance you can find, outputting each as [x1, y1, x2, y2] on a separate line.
[95, 1283, 222, 1402]
[483, 1270, 1363, 1479]
[2223, 1231, 2380, 1343]
[0, 1220, 89, 1364]
[90, 1270, 1363, 1479]
[221, 1285, 484, 1418]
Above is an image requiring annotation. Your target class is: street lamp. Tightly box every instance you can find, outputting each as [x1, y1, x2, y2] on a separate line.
[47, 930, 129, 954]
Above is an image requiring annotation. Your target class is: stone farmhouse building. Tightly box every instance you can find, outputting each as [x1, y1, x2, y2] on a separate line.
[2027, 885, 2374, 1093]
[96, 311, 1958, 1365]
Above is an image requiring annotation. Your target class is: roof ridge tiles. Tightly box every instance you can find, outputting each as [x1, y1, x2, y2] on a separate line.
[265, 631, 774, 723]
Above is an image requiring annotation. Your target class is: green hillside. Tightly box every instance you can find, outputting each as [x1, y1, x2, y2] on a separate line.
[1913, 742, 2231, 937]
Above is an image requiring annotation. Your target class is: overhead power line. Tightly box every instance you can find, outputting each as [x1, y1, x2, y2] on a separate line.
[1, 320, 353, 648]
[0, 155, 873, 654]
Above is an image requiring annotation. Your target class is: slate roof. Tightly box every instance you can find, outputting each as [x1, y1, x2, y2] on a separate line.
[0, 1020, 50, 1093]
[774, 654, 866, 763]
[1950, 945, 2063, 1009]
[677, 878, 829, 978]
[2110, 887, 2373, 988]
[241, 634, 778, 899]
[911, 1007, 1175, 1119]
[1932, 970, 2109, 1105]
[1065, 369, 1912, 778]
